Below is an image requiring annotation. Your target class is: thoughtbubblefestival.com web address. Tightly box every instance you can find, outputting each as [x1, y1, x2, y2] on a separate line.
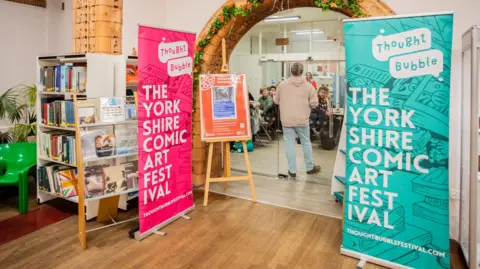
[143, 191, 193, 218]
[346, 228, 446, 258]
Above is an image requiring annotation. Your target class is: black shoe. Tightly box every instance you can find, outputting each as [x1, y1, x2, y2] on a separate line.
[307, 165, 321, 174]
[288, 171, 297, 179]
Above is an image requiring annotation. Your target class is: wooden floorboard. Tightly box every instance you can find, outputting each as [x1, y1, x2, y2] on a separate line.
[0, 192, 385, 269]
[0, 191, 467, 269]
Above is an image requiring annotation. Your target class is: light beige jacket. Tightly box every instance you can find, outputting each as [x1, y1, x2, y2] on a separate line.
[274, 76, 318, 127]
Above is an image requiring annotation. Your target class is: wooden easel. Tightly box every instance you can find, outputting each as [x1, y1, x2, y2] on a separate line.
[203, 38, 256, 206]
[203, 139, 256, 206]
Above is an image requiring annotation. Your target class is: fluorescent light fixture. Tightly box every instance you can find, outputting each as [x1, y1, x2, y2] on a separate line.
[296, 31, 324, 35]
[291, 29, 322, 33]
[264, 16, 301, 22]
[313, 40, 335, 42]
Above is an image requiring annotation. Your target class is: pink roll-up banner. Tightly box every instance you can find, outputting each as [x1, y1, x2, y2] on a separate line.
[136, 25, 195, 239]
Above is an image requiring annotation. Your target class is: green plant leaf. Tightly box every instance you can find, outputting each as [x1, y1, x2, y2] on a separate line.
[13, 123, 36, 142]
[0, 87, 23, 123]
[0, 131, 13, 144]
[22, 84, 37, 107]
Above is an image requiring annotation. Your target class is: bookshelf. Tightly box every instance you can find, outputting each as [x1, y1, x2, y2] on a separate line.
[37, 53, 137, 220]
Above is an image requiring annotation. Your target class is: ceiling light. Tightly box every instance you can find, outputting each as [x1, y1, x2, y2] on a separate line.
[291, 29, 322, 33]
[264, 16, 301, 22]
[296, 31, 324, 35]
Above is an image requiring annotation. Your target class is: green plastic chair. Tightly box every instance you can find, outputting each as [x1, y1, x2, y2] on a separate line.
[0, 143, 37, 214]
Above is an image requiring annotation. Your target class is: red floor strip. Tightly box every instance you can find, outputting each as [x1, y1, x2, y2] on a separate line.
[0, 205, 73, 246]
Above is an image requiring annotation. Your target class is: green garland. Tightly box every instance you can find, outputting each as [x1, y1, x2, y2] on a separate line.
[193, 0, 363, 111]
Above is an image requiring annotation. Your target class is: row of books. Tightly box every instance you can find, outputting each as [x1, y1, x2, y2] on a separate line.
[39, 97, 137, 127]
[40, 133, 77, 165]
[38, 161, 138, 199]
[39, 65, 87, 93]
[39, 128, 136, 164]
[40, 99, 75, 127]
[38, 165, 78, 198]
[81, 128, 137, 161]
[85, 161, 138, 198]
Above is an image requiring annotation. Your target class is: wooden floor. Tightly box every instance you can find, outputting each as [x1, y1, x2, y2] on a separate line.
[207, 172, 342, 219]
[0, 178, 40, 222]
[0, 191, 387, 269]
[231, 137, 336, 183]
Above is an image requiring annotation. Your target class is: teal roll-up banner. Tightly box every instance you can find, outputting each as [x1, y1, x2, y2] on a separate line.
[343, 12, 453, 269]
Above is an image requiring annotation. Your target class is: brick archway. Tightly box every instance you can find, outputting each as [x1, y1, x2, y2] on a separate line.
[192, 0, 395, 185]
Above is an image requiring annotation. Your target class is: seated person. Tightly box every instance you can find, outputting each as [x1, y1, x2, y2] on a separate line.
[257, 87, 274, 117]
[269, 85, 277, 97]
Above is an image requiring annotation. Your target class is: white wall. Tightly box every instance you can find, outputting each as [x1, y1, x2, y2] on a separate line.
[0, 1, 50, 127]
[123, 0, 167, 55]
[47, 0, 72, 55]
[165, 0, 225, 36]
[0, 1, 48, 92]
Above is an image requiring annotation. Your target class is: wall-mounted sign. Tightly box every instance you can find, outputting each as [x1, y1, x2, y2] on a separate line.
[275, 38, 289, 46]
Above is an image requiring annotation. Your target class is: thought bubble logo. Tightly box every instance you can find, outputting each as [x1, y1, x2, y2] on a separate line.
[372, 28, 432, 62]
[389, 50, 444, 79]
[158, 41, 189, 63]
[168, 57, 193, 77]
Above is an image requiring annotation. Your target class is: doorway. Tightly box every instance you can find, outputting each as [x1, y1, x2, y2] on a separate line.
[205, 7, 348, 218]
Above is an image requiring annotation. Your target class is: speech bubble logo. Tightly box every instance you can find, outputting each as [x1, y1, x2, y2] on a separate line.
[372, 28, 432, 61]
[389, 49, 444, 79]
[168, 56, 193, 77]
[158, 41, 189, 63]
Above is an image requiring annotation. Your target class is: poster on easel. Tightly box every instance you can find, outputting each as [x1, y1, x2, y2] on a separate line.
[199, 74, 251, 141]
[135, 25, 195, 240]
[343, 12, 453, 268]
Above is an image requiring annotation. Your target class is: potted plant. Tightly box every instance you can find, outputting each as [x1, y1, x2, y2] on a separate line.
[0, 84, 37, 143]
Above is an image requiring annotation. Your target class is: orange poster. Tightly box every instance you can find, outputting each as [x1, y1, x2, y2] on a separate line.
[200, 74, 251, 141]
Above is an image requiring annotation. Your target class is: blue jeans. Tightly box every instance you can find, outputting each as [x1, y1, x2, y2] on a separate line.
[283, 125, 314, 173]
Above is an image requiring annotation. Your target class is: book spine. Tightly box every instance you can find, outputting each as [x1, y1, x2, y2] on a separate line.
[48, 104, 53, 126]
[71, 67, 77, 93]
[52, 102, 57, 126]
[46, 67, 52, 92]
[68, 102, 74, 127]
[61, 102, 66, 127]
[55, 65, 61, 92]
[40, 67, 46, 91]
[61, 66, 66, 92]
[79, 67, 87, 93]
[67, 66, 72, 92]
[62, 136, 67, 163]
[43, 103, 47, 125]
[55, 101, 61, 126]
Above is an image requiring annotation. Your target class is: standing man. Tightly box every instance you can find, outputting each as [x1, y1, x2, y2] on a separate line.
[274, 63, 321, 179]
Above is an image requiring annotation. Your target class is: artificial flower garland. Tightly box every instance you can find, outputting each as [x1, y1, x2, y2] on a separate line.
[193, 0, 363, 111]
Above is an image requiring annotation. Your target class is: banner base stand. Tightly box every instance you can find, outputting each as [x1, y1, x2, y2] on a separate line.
[340, 248, 413, 269]
[134, 205, 195, 241]
[356, 259, 366, 269]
